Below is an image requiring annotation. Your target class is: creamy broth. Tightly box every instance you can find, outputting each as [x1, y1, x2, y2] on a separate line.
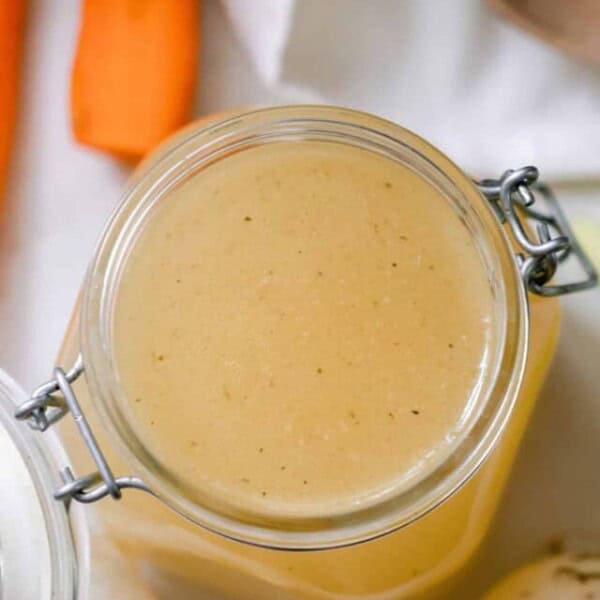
[113, 141, 494, 514]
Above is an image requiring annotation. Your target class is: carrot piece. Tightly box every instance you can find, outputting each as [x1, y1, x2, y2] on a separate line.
[0, 1, 26, 202]
[71, 0, 199, 159]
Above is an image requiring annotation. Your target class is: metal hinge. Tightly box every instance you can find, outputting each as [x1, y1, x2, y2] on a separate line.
[477, 166, 597, 297]
[14, 355, 150, 504]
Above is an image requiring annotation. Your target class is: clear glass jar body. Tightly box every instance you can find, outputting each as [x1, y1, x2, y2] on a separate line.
[55, 107, 561, 599]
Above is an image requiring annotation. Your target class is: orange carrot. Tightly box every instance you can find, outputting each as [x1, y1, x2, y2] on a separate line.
[0, 1, 26, 202]
[71, 0, 199, 160]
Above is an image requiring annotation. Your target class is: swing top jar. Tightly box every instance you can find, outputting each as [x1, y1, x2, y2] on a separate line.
[17, 106, 596, 598]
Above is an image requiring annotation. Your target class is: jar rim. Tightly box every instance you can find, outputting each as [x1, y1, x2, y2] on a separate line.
[80, 105, 529, 549]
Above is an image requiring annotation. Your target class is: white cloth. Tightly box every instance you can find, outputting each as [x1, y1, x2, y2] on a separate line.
[221, 0, 600, 178]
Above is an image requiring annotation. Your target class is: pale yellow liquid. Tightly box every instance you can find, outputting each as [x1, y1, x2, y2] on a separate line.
[57, 137, 561, 599]
[114, 141, 494, 515]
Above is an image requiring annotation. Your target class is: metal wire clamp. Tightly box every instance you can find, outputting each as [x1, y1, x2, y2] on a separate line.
[476, 166, 597, 297]
[14, 354, 150, 504]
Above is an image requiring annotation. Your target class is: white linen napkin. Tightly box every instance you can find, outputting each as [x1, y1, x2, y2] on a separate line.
[220, 0, 600, 179]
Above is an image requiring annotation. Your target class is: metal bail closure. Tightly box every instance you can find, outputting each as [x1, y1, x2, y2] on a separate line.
[477, 166, 598, 297]
[14, 355, 151, 505]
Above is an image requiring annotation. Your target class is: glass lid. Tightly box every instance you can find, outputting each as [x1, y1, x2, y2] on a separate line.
[0, 369, 77, 600]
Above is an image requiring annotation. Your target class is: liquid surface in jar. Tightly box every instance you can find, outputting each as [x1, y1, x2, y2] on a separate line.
[113, 141, 496, 515]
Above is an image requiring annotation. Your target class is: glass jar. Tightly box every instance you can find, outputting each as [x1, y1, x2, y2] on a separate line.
[15, 106, 597, 599]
